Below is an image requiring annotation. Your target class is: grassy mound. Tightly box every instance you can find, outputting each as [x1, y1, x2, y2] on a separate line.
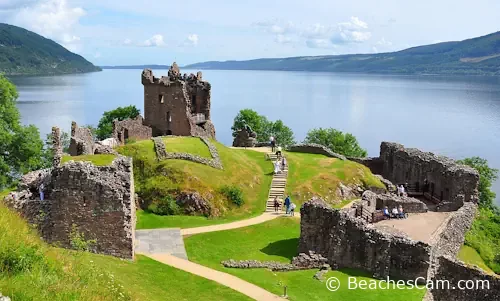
[61, 154, 116, 166]
[163, 137, 212, 158]
[285, 152, 385, 206]
[185, 217, 426, 301]
[118, 139, 384, 229]
[458, 245, 494, 274]
[117, 139, 273, 229]
[0, 197, 252, 300]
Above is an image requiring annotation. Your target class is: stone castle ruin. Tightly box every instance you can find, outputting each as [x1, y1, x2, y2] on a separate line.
[4, 127, 136, 259]
[113, 115, 152, 145]
[141, 63, 216, 139]
[298, 142, 500, 300]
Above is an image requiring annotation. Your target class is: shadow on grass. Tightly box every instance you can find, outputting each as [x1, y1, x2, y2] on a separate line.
[260, 238, 299, 260]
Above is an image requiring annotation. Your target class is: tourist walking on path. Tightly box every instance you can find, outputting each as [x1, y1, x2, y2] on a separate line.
[274, 160, 281, 174]
[276, 146, 282, 158]
[284, 195, 291, 214]
[289, 202, 296, 216]
[281, 156, 287, 170]
[270, 136, 276, 152]
[273, 196, 280, 212]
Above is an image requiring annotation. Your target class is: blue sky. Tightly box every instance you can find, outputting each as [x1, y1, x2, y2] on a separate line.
[1, 0, 499, 66]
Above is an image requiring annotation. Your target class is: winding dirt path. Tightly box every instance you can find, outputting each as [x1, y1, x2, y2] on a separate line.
[181, 212, 281, 236]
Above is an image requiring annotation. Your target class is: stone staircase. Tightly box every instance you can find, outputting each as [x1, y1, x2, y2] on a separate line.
[266, 153, 289, 212]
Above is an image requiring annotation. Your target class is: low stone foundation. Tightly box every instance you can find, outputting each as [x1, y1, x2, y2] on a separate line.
[222, 251, 329, 272]
[152, 136, 223, 169]
[288, 143, 346, 160]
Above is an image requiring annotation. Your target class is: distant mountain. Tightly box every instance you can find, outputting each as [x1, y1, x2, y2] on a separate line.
[102, 65, 172, 70]
[0, 23, 101, 76]
[185, 32, 500, 76]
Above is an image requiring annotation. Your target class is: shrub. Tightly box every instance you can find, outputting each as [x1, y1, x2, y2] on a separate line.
[304, 127, 367, 157]
[0, 244, 44, 275]
[147, 196, 182, 215]
[220, 185, 244, 207]
[69, 224, 97, 252]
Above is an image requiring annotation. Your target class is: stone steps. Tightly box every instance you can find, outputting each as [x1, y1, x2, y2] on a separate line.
[265, 153, 289, 212]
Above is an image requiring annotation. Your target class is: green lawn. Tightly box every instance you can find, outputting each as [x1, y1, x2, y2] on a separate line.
[285, 152, 385, 206]
[185, 217, 426, 301]
[163, 136, 213, 158]
[0, 201, 250, 301]
[136, 210, 262, 229]
[458, 245, 495, 274]
[88, 254, 251, 301]
[61, 154, 116, 166]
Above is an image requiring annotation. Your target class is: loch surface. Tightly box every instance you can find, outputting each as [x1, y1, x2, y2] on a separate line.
[11, 69, 500, 203]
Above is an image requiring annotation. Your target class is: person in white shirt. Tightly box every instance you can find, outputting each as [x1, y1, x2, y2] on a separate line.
[391, 207, 399, 218]
[270, 136, 276, 152]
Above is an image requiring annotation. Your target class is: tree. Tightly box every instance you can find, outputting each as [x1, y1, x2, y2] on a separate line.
[304, 128, 368, 157]
[0, 75, 45, 189]
[265, 120, 295, 148]
[231, 109, 269, 142]
[457, 157, 498, 210]
[96, 105, 140, 140]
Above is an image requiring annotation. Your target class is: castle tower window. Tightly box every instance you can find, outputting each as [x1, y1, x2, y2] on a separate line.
[191, 95, 197, 111]
[159, 94, 164, 103]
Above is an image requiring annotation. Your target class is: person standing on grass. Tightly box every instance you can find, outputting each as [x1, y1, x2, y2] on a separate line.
[273, 196, 280, 212]
[284, 195, 291, 214]
[281, 156, 287, 170]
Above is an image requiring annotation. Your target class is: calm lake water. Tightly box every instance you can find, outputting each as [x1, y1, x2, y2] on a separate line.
[10, 69, 500, 204]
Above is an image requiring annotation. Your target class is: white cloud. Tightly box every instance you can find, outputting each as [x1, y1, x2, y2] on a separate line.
[256, 16, 371, 49]
[0, 0, 38, 11]
[376, 37, 393, 47]
[141, 34, 165, 47]
[182, 34, 199, 46]
[275, 34, 293, 44]
[123, 38, 132, 46]
[94, 52, 101, 58]
[8, 0, 85, 51]
[306, 38, 336, 49]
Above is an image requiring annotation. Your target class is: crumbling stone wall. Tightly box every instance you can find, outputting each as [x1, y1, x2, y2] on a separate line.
[430, 202, 477, 260]
[4, 157, 136, 259]
[379, 142, 479, 209]
[348, 157, 384, 175]
[142, 64, 216, 139]
[299, 198, 432, 281]
[288, 144, 346, 160]
[232, 129, 257, 147]
[362, 191, 428, 213]
[430, 256, 500, 301]
[52, 126, 62, 168]
[112, 115, 152, 145]
[69, 121, 94, 156]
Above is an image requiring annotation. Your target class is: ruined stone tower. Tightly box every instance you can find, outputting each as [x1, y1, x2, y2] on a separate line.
[141, 63, 216, 139]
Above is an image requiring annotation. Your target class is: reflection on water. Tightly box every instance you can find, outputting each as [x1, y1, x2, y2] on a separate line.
[10, 70, 500, 204]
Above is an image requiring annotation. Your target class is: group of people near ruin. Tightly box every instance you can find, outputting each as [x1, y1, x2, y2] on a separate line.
[383, 205, 407, 219]
[274, 195, 296, 216]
